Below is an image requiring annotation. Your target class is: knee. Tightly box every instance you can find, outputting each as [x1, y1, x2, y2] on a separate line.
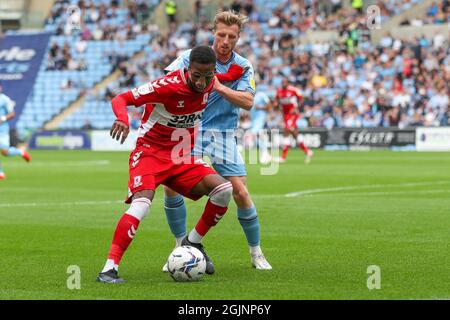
[209, 181, 233, 207]
[232, 186, 250, 205]
[127, 197, 152, 221]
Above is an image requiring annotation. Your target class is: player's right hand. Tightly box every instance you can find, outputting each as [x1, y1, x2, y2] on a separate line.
[110, 120, 130, 144]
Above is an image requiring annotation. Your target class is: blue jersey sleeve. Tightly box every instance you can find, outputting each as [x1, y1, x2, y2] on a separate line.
[236, 62, 256, 95]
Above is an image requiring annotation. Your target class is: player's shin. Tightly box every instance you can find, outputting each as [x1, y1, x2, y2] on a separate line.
[281, 136, 290, 160]
[238, 206, 272, 270]
[103, 197, 151, 272]
[189, 182, 233, 243]
[298, 141, 310, 154]
[164, 194, 187, 246]
[237, 206, 260, 248]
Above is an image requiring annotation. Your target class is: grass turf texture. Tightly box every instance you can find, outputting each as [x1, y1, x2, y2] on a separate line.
[0, 150, 449, 300]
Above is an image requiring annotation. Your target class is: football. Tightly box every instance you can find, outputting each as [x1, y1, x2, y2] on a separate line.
[167, 245, 206, 282]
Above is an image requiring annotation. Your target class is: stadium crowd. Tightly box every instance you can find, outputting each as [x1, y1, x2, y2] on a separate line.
[236, 0, 426, 32]
[40, 0, 450, 131]
[401, 0, 450, 25]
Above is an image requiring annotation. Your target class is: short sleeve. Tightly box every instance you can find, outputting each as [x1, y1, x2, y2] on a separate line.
[236, 63, 256, 95]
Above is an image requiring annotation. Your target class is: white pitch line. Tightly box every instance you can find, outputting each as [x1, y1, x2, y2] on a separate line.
[336, 189, 450, 197]
[1, 181, 449, 208]
[283, 181, 450, 198]
[0, 200, 124, 208]
[4, 160, 111, 167]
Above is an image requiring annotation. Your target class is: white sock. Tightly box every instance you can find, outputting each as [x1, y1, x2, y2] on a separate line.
[102, 259, 118, 273]
[250, 245, 262, 256]
[188, 229, 203, 244]
[175, 236, 184, 247]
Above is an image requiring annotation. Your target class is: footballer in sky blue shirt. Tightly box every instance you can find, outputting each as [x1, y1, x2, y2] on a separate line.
[165, 48, 256, 175]
[162, 12, 272, 272]
[166, 49, 255, 130]
[0, 90, 15, 148]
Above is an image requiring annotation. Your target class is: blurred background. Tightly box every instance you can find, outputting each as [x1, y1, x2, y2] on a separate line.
[1, 0, 449, 151]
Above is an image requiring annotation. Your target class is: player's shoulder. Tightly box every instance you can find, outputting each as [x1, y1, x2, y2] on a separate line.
[132, 69, 186, 98]
[164, 68, 183, 79]
[165, 50, 191, 73]
[232, 51, 253, 69]
[175, 49, 191, 61]
[182, 49, 192, 57]
[158, 69, 186, 90]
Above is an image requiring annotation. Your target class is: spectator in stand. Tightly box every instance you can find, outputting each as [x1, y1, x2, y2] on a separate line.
[44, 0, 449, 132]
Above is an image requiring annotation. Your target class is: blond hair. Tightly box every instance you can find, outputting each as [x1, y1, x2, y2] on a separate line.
[213, 10, 248, 32]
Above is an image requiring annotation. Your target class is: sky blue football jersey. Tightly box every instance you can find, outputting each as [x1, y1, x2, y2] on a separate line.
[165, 49, 256, 131]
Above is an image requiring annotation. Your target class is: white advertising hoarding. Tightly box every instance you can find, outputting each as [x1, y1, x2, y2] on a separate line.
[91, 130, 137, 151]
[416, 127, 450, 152]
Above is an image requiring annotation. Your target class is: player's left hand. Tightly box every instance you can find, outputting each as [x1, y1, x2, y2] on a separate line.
[110, 120, 130, 144]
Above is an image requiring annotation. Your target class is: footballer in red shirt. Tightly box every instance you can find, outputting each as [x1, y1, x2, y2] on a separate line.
[275, 78, 314, 163]
[97, 46, 233, 283]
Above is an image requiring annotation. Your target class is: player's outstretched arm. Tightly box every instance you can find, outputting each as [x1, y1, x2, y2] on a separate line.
[213, 76, 254, 110]
[110, 92, 135, 144]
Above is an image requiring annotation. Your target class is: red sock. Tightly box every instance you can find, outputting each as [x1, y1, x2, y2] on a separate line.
[108, 213, 140, 265]
[195, 200, 228, 236]
[299, 142, 310, 154]
[281, 145, 289, 160]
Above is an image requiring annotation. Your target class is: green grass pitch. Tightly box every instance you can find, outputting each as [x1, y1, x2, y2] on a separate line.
[0, 149, 449, 300]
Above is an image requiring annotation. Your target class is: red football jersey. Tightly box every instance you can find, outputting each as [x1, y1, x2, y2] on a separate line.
[276, 86, 302, 115]
[113, 69, 213, 159]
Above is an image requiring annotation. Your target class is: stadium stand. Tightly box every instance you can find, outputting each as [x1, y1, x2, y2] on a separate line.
[401, 0, 450, 25]
[5, 0, 449, 134]
[15, 0, 157, 132]
[0, 0, 27, 30]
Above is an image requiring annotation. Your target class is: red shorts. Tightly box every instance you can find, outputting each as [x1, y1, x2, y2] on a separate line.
[284, 113, 298, 130]
[126, 145, 217, 203]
